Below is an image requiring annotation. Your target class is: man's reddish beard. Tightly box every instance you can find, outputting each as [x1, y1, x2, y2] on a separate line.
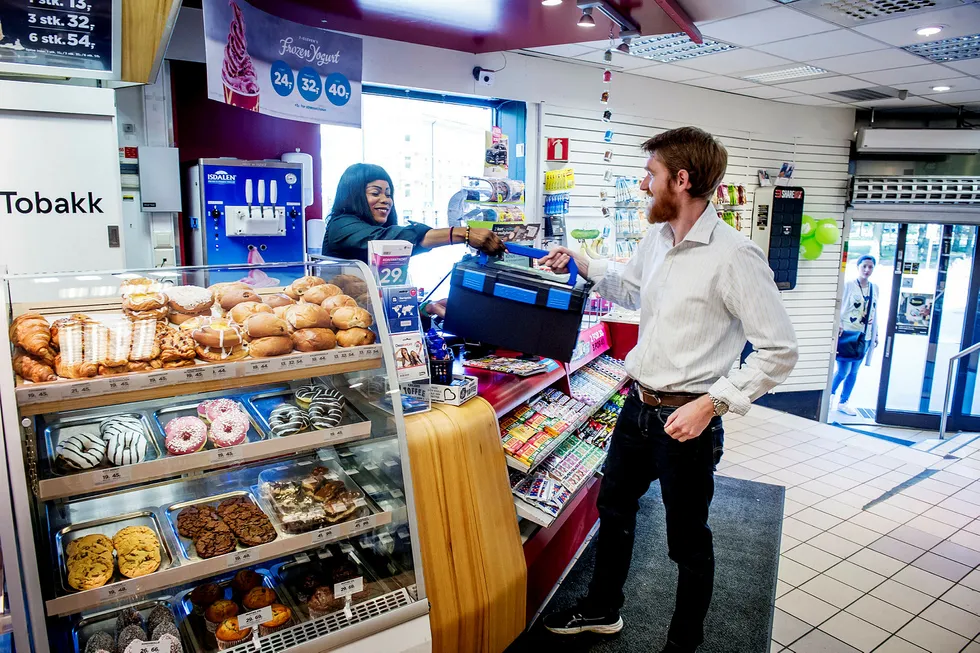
[647, 186, 680, 224]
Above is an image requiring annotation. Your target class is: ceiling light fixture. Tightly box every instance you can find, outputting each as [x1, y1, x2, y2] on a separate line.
[932, 85, 952, 91]
[626, 32, 736, 62]
[916, 25, 944, 37]
[578, 7, 596, 27]
[741, 65, 830, 83]
[576, 1, 641, 37]
[542, 0, 562, 5]
[904, 33, 980, 62]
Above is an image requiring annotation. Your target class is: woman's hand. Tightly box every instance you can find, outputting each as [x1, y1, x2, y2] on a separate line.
[468, 228, 506, 256]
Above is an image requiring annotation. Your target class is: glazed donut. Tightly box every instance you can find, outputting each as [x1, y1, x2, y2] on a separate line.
[167, 286, 214, 314]
[301, 284, 342, 305]
[195, 345, 248, 362]
[190, 318, 243, 349]
[229, 301, 272, 324]
[170, 311, 209, 326]
[120, 277, 157, 296]
[308, 397, 344, 429]
[330, 306, 374, 330]
[285, 275, 327, 300]
[178, 316, 207, 332]
[268, 404, 310, 437]
[123, 292, 168, 312]
[218, 288, 260, 311]
[263, 293, 296, 309]
[164, 416, 207, 455]
[209, 412, 249, 447]
[321, 294, 357, 315]
[56, 431, 106, 471]
[105, 429, 148, 466]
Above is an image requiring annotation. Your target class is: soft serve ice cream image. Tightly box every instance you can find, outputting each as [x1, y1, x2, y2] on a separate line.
[222, 1, 260, 111]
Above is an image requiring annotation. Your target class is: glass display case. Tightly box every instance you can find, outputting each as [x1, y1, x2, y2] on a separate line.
[0, 260, 427, 653]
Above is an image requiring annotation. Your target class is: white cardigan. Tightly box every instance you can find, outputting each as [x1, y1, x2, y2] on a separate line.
[839, 279, 879, 366]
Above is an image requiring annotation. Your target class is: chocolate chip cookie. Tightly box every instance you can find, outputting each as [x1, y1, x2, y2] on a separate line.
[220, 500, 277, 547]
[177, 505, 220, 539]
[194, 518, 237, 559]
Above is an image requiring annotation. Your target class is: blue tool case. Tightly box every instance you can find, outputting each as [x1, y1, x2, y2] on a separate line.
[443, 244, 594, 362]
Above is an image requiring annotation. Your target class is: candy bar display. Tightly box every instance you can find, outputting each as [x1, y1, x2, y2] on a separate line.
[511, 436, 606, 522]
[499, 388, 592, 470]
[569, 355, 627, 406]
[576, 386, 628, 451]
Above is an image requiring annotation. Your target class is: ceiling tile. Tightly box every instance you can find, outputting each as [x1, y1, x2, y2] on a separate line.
[687, 76, 762, 91]
[685, 0, 776, 24]
[732, 86, 803, 100]
[672, 49, 791, 74]
[808, 48, 932, 74]
[910, 77, 980, 95]
[923, 89, 980, 103]
[852, 5, 980, 46]
[856, 63, 959, 86]
[526, 44, 596, 58]
[776, 75, 867, 94]
[700, 6, 837, 47]
[945, 59, 980, 75]
[755, 29, 884, 60]
[627, 64, 713, 82]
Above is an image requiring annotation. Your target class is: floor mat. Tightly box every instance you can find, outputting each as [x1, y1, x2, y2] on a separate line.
[508, 476, 784, 653]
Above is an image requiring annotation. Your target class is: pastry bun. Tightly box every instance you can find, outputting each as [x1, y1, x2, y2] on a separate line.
[195, 345, 248, 362]
[283, 304, 332, 330]
[263, 293, 296, 309]
[336, 328, 376, 348]
[229, 301, 272, 324]
[190, 319, 243, 349]
[273, 305, 290, 321]
[242, 313, 289, 339]
[329, 274, 368, 298]
[170, 311, 207, 326]
[301, 284, 342, 305]
[331, 306, 374, 330]
[123, 292, 168, 312]
[120, 277, 156, 296]
[291, 328, 336, 352]
[55, 354, 98, 379]
[285, 276, 326, 300]
[208, 281, 251, 298]
[178, 316, 207, 331]
[247, 336, 294, 358]
[219, 288, 260, 311]
[167, 286, 214, 313]
[321, 294, 358, 315]
[126, 306, 170, 321]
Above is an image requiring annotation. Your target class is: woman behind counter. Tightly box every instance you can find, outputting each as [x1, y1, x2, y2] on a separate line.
[322, 163, 506, 263]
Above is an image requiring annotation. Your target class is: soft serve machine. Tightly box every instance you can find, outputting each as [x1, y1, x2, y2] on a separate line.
[187, 158, 307, 284]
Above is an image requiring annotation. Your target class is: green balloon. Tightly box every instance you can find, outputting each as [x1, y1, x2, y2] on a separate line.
[815, 219, 840, 245]
[801, 238, 823, 260]
[801, 215, 816, 238]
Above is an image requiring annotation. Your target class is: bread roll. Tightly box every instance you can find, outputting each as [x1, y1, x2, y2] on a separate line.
[229, 301, 272, 324]
[336, 328, 376, 348]
[208, 281, 251, 299]
[247, 336, 294, 357]
[283, 304, 332, 330]
[243, 313, 289, 339]
[331, 306, 374, 330]
[291, 328, 337, 352]
[219, 288, 260, 311]
[321, 294, 357, 315]
[263, 293, 296, 309]
[285, 276, 326, 300]
[273, 305, 290, 321]
[330, 274, 368, 298]
[301, 284, 342, 305]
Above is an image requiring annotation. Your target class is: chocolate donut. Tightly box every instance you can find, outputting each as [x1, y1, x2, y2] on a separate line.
[308, 397, 344, 429]
[268, 404, 309, 437]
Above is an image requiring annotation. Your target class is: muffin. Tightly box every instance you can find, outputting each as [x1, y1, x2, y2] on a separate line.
[242, 586, 277, 610]
[84, 632, 115, 653]
[151, 621, 180, 642]
[189, 582, 222, 615]
[205, 599, 239, 634]
[114, 607, 144, 636]
[117, 624, 147, 652]
[146, 604, 176, 634]
[215, 617, 251, 650]
[308, 586, 342, 619]
[230, 569, 263, 600]
[259, 603, 293, 636]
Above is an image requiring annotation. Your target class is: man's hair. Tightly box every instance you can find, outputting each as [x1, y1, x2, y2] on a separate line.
[641, 127, 728, 201]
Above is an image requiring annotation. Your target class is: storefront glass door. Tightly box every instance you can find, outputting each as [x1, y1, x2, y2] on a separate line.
[877, 222, 980, 429]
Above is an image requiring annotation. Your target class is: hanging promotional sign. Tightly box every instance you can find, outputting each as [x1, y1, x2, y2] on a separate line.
[896, 291, 934, 335]
[203, 0, 361, 127]
[0, 0, 120, 79]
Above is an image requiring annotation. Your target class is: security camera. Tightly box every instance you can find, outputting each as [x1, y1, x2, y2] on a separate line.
[472, 67, 495, 87]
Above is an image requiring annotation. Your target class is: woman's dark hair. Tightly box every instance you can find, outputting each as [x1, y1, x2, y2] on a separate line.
[857, 255, 877, 267]
[328, 163, 398, 227]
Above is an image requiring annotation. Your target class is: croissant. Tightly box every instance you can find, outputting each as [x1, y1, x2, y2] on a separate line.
[54, 354, 98, 380]
[13, 350, 56, 383]
[10, 313, 54, 359]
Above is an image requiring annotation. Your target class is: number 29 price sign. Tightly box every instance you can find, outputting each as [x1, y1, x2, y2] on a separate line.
[368, 241, 413, 288]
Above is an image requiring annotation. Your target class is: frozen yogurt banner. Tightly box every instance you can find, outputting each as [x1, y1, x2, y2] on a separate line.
[203, 0, 361, 127]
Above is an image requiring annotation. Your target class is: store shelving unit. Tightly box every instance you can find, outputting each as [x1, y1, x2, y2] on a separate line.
[0, 260, 429, 653]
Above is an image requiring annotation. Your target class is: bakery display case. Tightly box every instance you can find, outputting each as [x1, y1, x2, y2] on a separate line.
[0, 260, 428, 653]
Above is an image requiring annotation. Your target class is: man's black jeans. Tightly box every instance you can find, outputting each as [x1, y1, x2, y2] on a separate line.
[586, 387, 724, 651]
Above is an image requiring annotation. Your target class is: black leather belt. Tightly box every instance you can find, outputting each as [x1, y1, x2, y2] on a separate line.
[634, 384, 701, 408]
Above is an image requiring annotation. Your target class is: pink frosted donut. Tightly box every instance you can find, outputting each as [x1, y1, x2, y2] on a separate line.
[209, 411, 249, 447]
[164, 416, 207, 455]
[204, 398, 242, 423]
[196, 400, 213, 420]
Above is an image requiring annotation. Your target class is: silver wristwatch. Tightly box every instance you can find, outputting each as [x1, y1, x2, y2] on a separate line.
[709, 395, 729, 416]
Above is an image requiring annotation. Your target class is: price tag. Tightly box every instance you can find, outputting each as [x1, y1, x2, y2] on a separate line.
[307, 352, 331, 366]
[339, 542, 354, 554]
[145, 372, 172, 387]
[309, 525, 338, 546]
[334, 577, 364, 598]
[65, 381, 97, 398]
[226, 549, 256, 568]
[106, 377, 135, 393]
[379, 532, 395, 550]
[209, 447, 241, 465]
[331, 501, 347, 513]
[276, 355, 306, 371]
[336, 350, 356, 361]
[358, 345, 381, 359]
[93, 467, 132, 487]
[247, 360, 274, 374]
[209, 364, 233, 379]
[344, 599, 353, 621]
[181, 367, 208, 383]
[135, 640, 172, 653]
[294, 553, 311, 564]
[20, 385, 59, 403]
[322, 427, 345, 444]
[239, 605, 274, 629]
[361, 484, 378, 495]
[98, 582, 135, 602]
[352, 516, 372, 532]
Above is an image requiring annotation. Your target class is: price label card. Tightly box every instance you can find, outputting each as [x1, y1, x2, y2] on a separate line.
[334, 577, 364, 598]
[309, 525, 338, 546]
[98, 582, 135, 602]
[294, 553, 311, 564]
[93, 467, 132, 487]
[322, 426, 345, 444]
[106, 377, 135, 393]
[209, 447, 241, 465]
[209, 364, 234, 379]
[20, 385, 59, 404]
[144, 372, 172, 387]
[307, 352, 331, 366]
[238, 605, 274, 629]
[276, 355, 306, 371]
[247, 360, 274, 375]
[336, 349, 356, 361]
[358, 345, 381, 358]
[135, 640, 172, 653]
[65, 381, 97, 398]
[352, 516, 372, 532]
[364, 463, 379, 472]
[181, 367, 208, 383]
[226, 548, 256, 568]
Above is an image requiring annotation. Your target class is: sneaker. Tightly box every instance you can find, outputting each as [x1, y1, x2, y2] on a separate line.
[838, 402, 858, 416]
[543, 601, 623, 635]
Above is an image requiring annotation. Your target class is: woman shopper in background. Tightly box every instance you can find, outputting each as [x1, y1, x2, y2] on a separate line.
[833, 255, 878, 416]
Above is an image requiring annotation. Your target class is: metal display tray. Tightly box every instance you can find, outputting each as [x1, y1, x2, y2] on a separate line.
[71, 597, 174, 653]
[55, 509, 176, 594]
[42, 411, 163, 476]
[164, 490, 275, 562]
[244, 387, 369, 436]
[152, 400, 266, 446]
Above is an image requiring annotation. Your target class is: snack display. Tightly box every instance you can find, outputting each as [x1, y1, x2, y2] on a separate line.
[209, 412, 249, 447]
[464, 356, 550, 377]
[164, 416, 208, 455]
[56, 431, 107, 471]
[284, 275, 327, 301]
[300, 283, 342, 305]
[577, 386, 628, 451]
[258, 463, 365, 533]
[269, 404, 310, 437]
[172, 493, 277, 559]
[64, 523, 163, 590]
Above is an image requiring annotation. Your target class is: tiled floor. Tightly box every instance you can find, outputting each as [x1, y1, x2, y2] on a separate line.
[717, 406, 980, 653]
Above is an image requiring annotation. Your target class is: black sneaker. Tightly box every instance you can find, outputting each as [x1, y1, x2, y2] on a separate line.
[542, 601, 623, 635]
